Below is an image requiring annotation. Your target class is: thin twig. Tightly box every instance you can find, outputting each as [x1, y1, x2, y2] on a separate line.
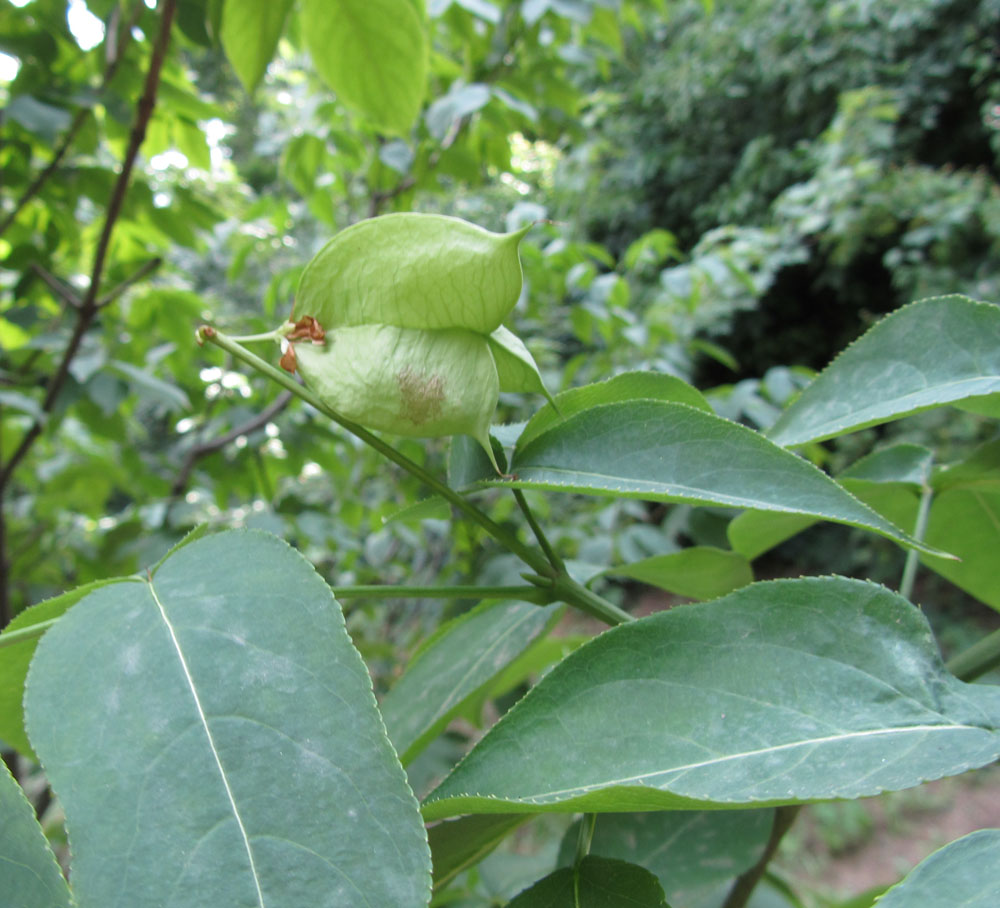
[170, 390, 292, 497]
[29, 263, 82, 309]
[721, 806, 801, 908]
[512, 488, 566, 574]
[97, 257, 162, 308]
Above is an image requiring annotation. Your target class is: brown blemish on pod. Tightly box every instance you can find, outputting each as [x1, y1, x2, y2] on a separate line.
[397, 367, 445, 425]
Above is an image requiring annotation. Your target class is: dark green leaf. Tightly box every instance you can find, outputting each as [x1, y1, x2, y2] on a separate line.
[559, 810, 774, 905]
[507, 855, 669, 907]
[24, 530, 431, 907]
[423, 578, 1000, 819]
[504, 400, 940, 556]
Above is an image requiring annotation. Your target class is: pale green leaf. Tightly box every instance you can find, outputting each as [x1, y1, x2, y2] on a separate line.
[295, 213, 529, 335]
[220, 0, 294, 91]
[841, 444, 935, 486]
[767, 296, 1000, 448]
[0, 390, 46, 423]
[727, 511, 818, 560]
[559, 810, 773, 905]
[109, 360, 190, 411]
[503, 400, 941, 556]
[923, 488, 1000, 610]
[0, 761, 72, 908]
[0, 579, 123, 759]
[507, 855, 669, 907]
[24, 530, 431, 907]
[423, 577, 1000, 819]
[517, 372, 711, 451]
[489, 324, 555, 404]
[381, 600, 564, 765]
[300, 0, 428, 134]
[605, 547, 753, 600]
[875, 829, 1000, 907]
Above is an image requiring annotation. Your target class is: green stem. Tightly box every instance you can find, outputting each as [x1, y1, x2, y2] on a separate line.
[545, 574, 633, 626]
[199, 327, 552, 577]
[899, 483, 933, 600]
[0, 619, 58, 650]
[946, 627, 1000, 682]
[332, 584, 552, 603]
[574, 814, 596, 865]
[512, 488, 566, 574]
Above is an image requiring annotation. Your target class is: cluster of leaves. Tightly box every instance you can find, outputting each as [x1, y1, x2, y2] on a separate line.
[2, 1, 1000, 907]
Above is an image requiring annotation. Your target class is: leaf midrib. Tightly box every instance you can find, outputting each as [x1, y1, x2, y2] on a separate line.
[146, 579, 266, 908]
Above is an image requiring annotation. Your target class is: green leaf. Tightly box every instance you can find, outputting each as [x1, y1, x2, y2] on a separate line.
[0, 389, 46, 423]
[295, 214, 529, 335]
[108, 360, 190, 411]
[0, 579, 122, 759]
[605, 547, 753, 600]
[381, 600, 564, 765]
[841, 444, 935, 486]
[507, 855, 669, 907]
[727, 511, 818, 560]
[875, 829, 1000, 907]
[559, 810, 773, 904]
[300, 0, 428, 134]
[923, 489, 1000, 610]
[24, 530, 431, 907]
[220, 0, 294, 91]
[422, 577, 1000, 820]
[0, 760, 72, 908]
[517, 372, 711, 451]
[428, 813, 530, 890]
[489, 325, 555, 404]
[504, 400, 941, 556]
[767, 296, 1000, 448]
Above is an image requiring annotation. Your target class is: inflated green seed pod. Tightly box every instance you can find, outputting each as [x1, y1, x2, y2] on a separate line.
[295, 213, 532, 334]
[295, 325, 500, 451]
[289, 213, 551, 467]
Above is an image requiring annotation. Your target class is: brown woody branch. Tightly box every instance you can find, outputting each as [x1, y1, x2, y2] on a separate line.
[170, 390, 293, 498]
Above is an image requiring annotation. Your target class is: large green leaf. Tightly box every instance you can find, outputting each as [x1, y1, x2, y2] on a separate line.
[220, 0, 295, 92]
[767, 296, 1000, 448]
[423, 577, 1000, 820]
[0, 760, 72, 908]
[517, 372, 711, 451]
[559, 810, 774, 906]
[507, 855, 669, 907]
[875, 829, 1000, 907]
[604, 547, 753, 601]
[300, 0, 428, 133]
[502, 400, 940, 555]
[24, 530, 431, 907]
[381, 600, 564, 765]
[0, 578, 123, 759]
